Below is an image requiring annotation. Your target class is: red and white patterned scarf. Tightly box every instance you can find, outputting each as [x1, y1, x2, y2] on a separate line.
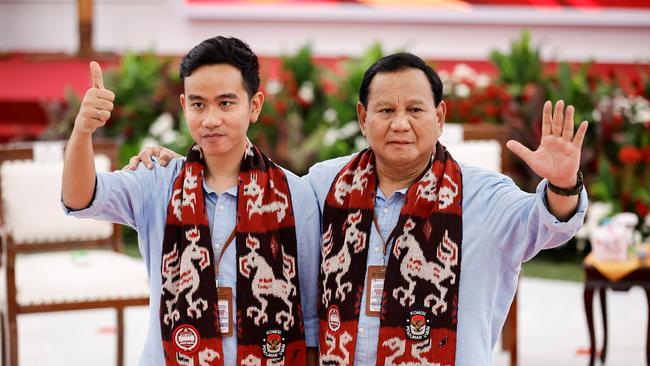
[160, 142, 306, 365]
[318, 143, 463, 365]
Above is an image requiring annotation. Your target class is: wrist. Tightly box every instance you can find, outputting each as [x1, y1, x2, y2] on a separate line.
[547, 171, 583, 196]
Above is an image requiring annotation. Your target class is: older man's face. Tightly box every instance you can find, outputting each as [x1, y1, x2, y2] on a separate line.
[358, 68, 445, 172]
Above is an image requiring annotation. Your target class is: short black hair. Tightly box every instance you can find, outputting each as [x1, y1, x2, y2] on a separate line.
[359, 52, 443, 108]
[179, 36, 260, 99]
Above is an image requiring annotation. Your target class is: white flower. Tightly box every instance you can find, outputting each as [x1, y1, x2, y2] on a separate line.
[339, 121, 360, 139]
[266, 80, 282, 95]
[575, 201, 612, 240]
[323, 128, 339, 146]
[626, 96, 650, 124]
[592, 109, 602, 122]
[323, 108, 338, 124]
[298, 81, 315, 104]
[476, 74, 491, 89]
[354, 136, 368, 151]
[452, 63, 477, 82]
[141, 136, 160, 149]
[149, 112, 174, 137]
[454, 83, 471, 98]
[160, 130, 179, 145]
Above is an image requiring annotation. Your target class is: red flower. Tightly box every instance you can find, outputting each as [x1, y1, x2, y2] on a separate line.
[618, 146, 643, 164]
[636, 200, 650, 219]
[275, 100, 287, 115]
[642, 147, 650, 164]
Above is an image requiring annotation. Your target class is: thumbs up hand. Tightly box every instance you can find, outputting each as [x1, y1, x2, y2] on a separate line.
[73, 61, 116, 135]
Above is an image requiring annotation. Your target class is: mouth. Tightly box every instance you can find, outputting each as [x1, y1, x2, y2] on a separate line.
[387, 140, 413, 145]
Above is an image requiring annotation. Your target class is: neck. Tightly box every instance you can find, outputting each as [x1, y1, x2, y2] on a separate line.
[375, 153, 432, 198]
[203, 141, 246, 195]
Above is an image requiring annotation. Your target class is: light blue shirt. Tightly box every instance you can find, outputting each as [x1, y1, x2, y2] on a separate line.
[64, 158, 321, 366]
[303, 154, 587, 365]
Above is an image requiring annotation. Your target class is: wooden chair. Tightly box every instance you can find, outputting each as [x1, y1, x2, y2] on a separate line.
[441, 123, 518, 366]
[0, 139, 149, 366]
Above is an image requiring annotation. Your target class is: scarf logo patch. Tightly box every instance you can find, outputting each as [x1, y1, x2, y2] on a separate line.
[261, 329, 286, 358]
[327, 305, 341, 333]
[172, 324, 200, 354]
[404, 310, 431, 340]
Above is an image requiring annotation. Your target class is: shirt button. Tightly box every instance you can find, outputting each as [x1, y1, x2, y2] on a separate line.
[358, 327, 365, 334]
[383, 208, 389, 214]
[374, 246, 380, 253]
[219, 205, 225, 211]
[216, 244, 221, 249]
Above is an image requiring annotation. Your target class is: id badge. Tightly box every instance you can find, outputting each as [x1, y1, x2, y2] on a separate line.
[365, 265, 386, 316]
[217, 287, 233, 336]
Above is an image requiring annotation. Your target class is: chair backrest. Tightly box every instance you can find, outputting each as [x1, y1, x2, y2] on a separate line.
[0, 139, 123, 253]
[440, 123, 510, 174]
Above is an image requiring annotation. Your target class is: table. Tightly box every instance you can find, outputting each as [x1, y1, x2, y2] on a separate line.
[583, 251, 650, 366]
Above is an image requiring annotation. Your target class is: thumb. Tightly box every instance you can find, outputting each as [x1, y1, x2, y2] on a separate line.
[90, 61, 105, 89]
[506, 140, 534, 165]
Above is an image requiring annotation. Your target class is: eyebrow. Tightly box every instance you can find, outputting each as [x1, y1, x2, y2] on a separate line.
[187, 93, 239, 101]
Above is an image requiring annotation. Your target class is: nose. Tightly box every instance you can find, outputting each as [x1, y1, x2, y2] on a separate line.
[390, 110, 411, 131]
[202, 107, 223, 128]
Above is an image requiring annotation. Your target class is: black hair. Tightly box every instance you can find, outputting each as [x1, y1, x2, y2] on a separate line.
[359, 52, 443, 108]
[179, 36, 260, 98]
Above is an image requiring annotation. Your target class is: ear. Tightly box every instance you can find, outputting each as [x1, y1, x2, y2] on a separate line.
[249, 91, 265, 123]
[435, 100, 447, 139]
[180, 94, 187, 113]
[357, 101, 368, 136]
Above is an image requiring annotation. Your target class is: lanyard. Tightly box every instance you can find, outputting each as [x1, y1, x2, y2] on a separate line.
[372, 213, 400, 267]
[215, 227, 237, 283]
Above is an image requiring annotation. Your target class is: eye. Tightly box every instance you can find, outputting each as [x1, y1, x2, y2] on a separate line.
[379, 108, 393, 114]
[409, 107, 423, 113]
[220, 100, 235, 107]
[191, 102, 204, 110]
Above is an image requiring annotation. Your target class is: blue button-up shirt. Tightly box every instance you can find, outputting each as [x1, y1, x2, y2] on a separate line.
[303, 154, 587, 365]
[65, 158, 321, 366]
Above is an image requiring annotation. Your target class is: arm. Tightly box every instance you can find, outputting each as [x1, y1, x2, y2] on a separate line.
[506, 100, 588, 221]
[62, 62, 115, 209]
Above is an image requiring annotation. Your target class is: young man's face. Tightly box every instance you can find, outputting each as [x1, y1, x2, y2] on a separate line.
[357, 67, 445, 171]
[180, 63, 263, 159]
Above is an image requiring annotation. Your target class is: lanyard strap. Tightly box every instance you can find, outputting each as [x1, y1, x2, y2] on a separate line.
[372, 213, 400, 266]
[215, 227, 237, 279]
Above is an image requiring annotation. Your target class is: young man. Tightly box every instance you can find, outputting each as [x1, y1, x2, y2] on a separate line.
[132, 52, 588, 365]
[62, 36, 320, 366]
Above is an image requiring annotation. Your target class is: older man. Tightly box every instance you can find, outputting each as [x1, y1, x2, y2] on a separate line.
[132, 52, 587, 365]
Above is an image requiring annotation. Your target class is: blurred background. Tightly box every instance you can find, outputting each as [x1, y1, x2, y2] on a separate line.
[1, 0, 650, 365]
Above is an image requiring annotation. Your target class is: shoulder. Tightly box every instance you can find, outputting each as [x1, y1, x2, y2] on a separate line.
[304, 154, 355, 186]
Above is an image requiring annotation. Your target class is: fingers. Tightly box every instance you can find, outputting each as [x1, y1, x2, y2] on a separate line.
[572, 120, 589, 149]
[90, 61, 105, 90]
[542, 100, 552, 136]
[140, 149, 155, 169]
[551, 100, 564, 135]
[562, 105, 575, 141]
[506, 140, 534, 165]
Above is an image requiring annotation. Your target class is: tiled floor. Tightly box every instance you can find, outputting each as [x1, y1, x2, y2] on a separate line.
[13, 277, 647, 365]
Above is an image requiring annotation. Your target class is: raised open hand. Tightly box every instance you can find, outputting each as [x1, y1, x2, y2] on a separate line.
[74, 61, 115, 135]
[506, 100, 589, 188]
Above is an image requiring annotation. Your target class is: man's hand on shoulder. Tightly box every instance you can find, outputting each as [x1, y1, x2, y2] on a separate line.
[123, 146, 183, 170]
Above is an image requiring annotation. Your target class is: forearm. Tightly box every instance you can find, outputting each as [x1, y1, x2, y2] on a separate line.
[62, 129, 97, 209]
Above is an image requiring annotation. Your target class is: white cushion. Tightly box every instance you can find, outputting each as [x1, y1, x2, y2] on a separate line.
[1, 156, 113, 244]
[16, 250, 149, 306]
